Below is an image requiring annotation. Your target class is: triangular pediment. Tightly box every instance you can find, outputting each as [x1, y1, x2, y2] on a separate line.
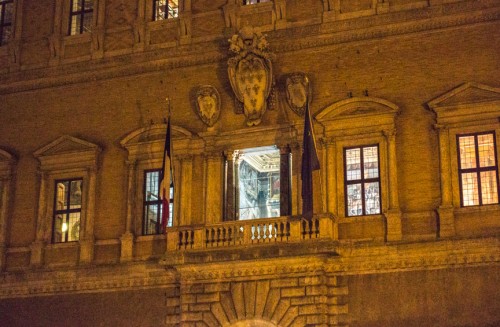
[316, 97, 399, 122]
[427, 82, 500, 110]
[34, 135, 101, 158]
[120, 124, 193, 147]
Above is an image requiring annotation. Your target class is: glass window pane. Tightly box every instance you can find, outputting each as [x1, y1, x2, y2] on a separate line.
[53, 214, 65, 243]
[364, 182, 380, 214]
[459, 136, 477, 169]
[461, 172, 479, 206]
[480, 171, 499, 205]
[477, 134, 496, 168]
[70, 180, 82, 208]
[363, 146, 379, 179]
[72, 0, 83, 11]
[154, 0, 166, 20]
[70, 15, 80, 35]
[144, 204, 159, 234]
[168, 0, 179, 18]
[146, 171, 159, 200]
[56, 181, 68, 210]
[84, 0, 94, 10]
[68, 212, 80, 241]
[346, 148, 361, 181]
[347, 183, 362, 216]
[3, 2, 13, 24]
[82, 12, 93, 33]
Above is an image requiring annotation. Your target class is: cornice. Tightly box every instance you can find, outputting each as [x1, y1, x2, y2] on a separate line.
[0, 5, 498, 95]
[0, 237, 498, 298]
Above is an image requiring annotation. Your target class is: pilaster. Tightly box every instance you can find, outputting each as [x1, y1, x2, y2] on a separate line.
[384, 129, 402, 241]
[205, 152, 223, 224]
[179, 155, 193, 226]
[278, 144, 291, 216]
[120, 160, 137, 262]
[436, 124, 455, 238]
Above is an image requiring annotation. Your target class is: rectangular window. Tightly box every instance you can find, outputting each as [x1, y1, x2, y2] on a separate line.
[68, 0, 93, 35]
[344, 145, 381, 216]
[238, 146, 281, 220]
[153, 0, 179, 21]
[53, 179, 82, 243]
[143, 169, 173, 235]
[457, 132, 499, 206]
[0, 0, 14, 46]
[243, 0, 270, 4]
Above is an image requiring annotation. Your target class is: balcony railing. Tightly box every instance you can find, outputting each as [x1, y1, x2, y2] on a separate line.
[165, 216, 337, 252]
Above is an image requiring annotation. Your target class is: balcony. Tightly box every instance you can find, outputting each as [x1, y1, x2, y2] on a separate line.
[162, 215, 338, 265]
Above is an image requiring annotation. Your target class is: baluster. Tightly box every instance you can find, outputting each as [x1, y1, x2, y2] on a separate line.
[222, 227, 227, 245]
[262, 223, 268, 240]
[210, 228, 215, 247]
[228, 226, 233, 244]
[178, 231, 184, 249]
[301, 220, 307, 239]
[190, 230, 195, 248]
[205, 229, 209, 247]
[216, 228, 221, 246]
[314, 218, 320, 238]
[286, 221, 290, 239]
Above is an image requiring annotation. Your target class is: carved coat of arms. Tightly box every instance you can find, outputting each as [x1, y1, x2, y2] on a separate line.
[195, 85, 221, 127]
[228, 26, 274, 126]
[285, 72, 310, 116]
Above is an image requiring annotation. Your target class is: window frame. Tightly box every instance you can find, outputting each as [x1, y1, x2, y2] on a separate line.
[52, 178, 83, 243]
[68, 0, 94, 36]
[456, 131, 499, 207]
[142, 168, 174, 235]
[152, 0, 179, 21]
[343, 144, 382, 217]
[0, 0, 13, 46]
[243, 0, 270, 5]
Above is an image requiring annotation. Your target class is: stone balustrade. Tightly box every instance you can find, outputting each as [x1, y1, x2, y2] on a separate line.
[166, 216, 337, 252]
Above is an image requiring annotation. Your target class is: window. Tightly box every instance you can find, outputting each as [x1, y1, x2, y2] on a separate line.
[344, 145, 381, 216]
[143, 169, 173, 235]
[52, 179, 82, 243]
[68, 0, 94, 35]
[0, 0, 13, 45]
[457, 132, 499, 207]
[243, 0, 270, 4]
[153, 0, 179, 20]
[237, 147, 281, 220]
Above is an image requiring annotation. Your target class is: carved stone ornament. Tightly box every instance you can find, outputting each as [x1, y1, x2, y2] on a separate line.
[285, 72, 310, 116]
[228, 26, 274, 126]
[195, 85, 221, 127]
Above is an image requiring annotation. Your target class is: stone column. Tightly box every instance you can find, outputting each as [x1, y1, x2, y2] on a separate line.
[324, 137, 337, 216]
[290, 143, 302, 216]
[31, 170, 48, 267]
[79, 168, 97, 265]
[205, 152, 223, 224]
[383, 129, 402, 242]
[436, 124, 455, 238]
[278, 145, 291, 217]
[179, 155, 193, 226]
[0, 179, 9, 271]
[224, 150, 238, 221]
[120, 160, 136, 263]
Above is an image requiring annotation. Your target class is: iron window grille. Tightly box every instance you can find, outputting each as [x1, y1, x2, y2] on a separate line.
[457, 131, 499, 206]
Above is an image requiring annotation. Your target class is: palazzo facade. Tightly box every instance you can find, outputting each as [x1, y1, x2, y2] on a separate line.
[0, 0, 499, 326]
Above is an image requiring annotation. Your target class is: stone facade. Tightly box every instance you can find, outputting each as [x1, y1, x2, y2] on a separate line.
[0, 0, 499, 326]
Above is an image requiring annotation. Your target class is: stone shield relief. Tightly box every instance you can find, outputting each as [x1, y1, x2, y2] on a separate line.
[228, 26, 274, 126]
[195, 85, 221, 127]
[285, 72, 310, 116]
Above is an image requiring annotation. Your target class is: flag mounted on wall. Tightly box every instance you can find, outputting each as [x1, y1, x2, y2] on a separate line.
[301, 101, 320, 220]
[160, 100, 173, 233]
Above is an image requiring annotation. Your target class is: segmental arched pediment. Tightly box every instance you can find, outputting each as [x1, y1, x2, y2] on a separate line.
[315, 97, 400, 136]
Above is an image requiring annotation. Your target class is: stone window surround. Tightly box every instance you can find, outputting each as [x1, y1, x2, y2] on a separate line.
[49, 0, 105, 64]
[120, 123, 199, 262]
[0, 0, 23, 72]
[427, 82, 500, 238]
[0, 149, 15, 271]
[32, 135, 101, 267]
[316, 96, 402, 241]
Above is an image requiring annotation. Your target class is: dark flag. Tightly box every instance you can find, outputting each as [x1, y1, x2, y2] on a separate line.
[301, 102, 320, 219]
[160, 116, 173, 233]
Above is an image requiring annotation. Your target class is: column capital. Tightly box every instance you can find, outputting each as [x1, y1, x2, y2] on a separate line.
[382, 128, 397, 138]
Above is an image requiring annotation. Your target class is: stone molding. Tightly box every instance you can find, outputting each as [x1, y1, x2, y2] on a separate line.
[0, 3, 498, 95]
[1, 237, 497, 299]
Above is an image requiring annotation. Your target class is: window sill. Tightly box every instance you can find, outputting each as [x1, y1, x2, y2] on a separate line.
[455, 204, 500, 215]
[63, 33, 91, 45]
[337, 214, 384, 224]
[45, 241, 79, 250]
[136, 234, 166, 243]
[147, 18, 178, 30]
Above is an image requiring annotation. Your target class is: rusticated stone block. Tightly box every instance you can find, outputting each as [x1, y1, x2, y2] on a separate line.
[270, 277, 299, 288]
[281, 286, 305, 298]
[197, 292, 220, 303]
